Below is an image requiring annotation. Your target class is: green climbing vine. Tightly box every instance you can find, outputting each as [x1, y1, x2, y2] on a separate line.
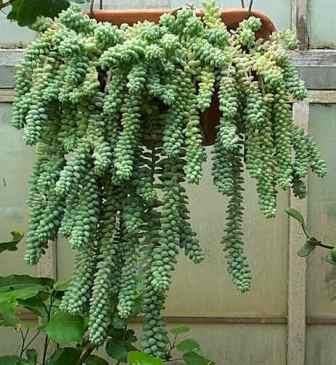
[13, 0, 326, 360]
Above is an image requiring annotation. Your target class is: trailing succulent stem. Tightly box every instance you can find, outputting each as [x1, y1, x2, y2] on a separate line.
[13, 0, 325, 358]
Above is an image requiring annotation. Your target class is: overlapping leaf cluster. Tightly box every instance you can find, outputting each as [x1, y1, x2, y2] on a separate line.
[13, 0, 326, 359]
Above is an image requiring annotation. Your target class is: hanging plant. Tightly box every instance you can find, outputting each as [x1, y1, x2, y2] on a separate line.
[12, 0, 326, 359]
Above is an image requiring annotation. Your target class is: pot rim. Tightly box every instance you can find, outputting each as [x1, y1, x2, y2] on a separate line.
[88, 7, 276, 35]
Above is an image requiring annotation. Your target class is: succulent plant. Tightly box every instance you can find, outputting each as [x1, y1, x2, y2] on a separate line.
[13, 0, 326, 358]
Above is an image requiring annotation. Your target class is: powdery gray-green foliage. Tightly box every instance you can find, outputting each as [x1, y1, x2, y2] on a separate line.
[13, 0, 326, 359]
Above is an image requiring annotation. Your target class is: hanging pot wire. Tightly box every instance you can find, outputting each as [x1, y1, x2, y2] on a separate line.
[90, 0, 103, 15]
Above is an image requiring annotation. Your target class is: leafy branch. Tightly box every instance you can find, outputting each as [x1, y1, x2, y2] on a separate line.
[0, 0, 88, 27]
[286, 208, 335, 263]
[0, 231, 23, 254]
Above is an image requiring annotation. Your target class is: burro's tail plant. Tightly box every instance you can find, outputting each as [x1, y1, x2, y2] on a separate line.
[12, 0, 326, 359]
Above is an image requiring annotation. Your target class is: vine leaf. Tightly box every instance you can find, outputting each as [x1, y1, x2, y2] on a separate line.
[7, 0, 69, 26]
[0, 300, 19, 326]
[0, 231, 23, 254]
[52, 279, 71, 292]
[46, 348, 81, 365]
[285, 208, 305, 225]
[105, 341, 129, 362]
[183, 352, 215, 365]
[0, 275, 53, 327]
[106, 328, 137, 362]
[85, 355, 109, 365]
[170, 325, 191, 336]
[176, 339, 201, 353]
[297, 242, 316, 257]
[0, 275, 53, 305]
[325, 254, 336, 266]
[43, 311, 86, 343]
[127, 352, 164, 365]
[0, 356, 25, 365]
[0, 275, 53, 291]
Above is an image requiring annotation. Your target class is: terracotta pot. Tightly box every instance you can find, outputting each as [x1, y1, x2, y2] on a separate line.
[90, 8, 276, 146]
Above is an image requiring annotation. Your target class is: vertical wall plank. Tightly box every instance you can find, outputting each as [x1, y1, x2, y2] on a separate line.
[291, 0, 309, 49]
[35, 241, 57, 279]
[287, 101, 309, 365]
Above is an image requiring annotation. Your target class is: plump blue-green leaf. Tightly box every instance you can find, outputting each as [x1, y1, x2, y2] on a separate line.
[183, 352, 214, 365]
[297, 243, 316, 257]
[85, 355, 109, 365]
[127, 296, 143, 319]
[170, 325, 190, 336]
[127, 352, 164, 365]
[0, 232, 23, 254]
[46, 348, 81, 365]
[285, 208, 305, 225]
[43, 311, 86, 343]
[7, 0, 70, 26]
[176, 339, 201, 353]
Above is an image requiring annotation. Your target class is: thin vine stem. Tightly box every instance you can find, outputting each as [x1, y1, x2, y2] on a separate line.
[77, 343, 96, 365]
[318, 242, 334, 250]
[301, 223, 310, 240]
[241, 0, 245, 7]
[248, 0, 254, 14]
[90, 0, 95, 14]
[18, 328, 29, 358]
[90, 0, 103, 13]
[21, 330, 41, 354]
[166, 358, 183, 363]
[42, 292, 54, 365]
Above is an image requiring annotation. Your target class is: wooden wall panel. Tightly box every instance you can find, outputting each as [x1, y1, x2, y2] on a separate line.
[309, 0, 336, 49]
[122, 323, 287, 365]
[0, 323, 287, 365]
[307, 104, 336, 318]
[306, 325, 336, 365]
[0, 104, 34, 276]
[166, 151, 289, 317]
[0, 327, 45, 356]
[287, 102, 309, 365]
[0, 13, 35, 48]
[177, 324, 287, 365]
